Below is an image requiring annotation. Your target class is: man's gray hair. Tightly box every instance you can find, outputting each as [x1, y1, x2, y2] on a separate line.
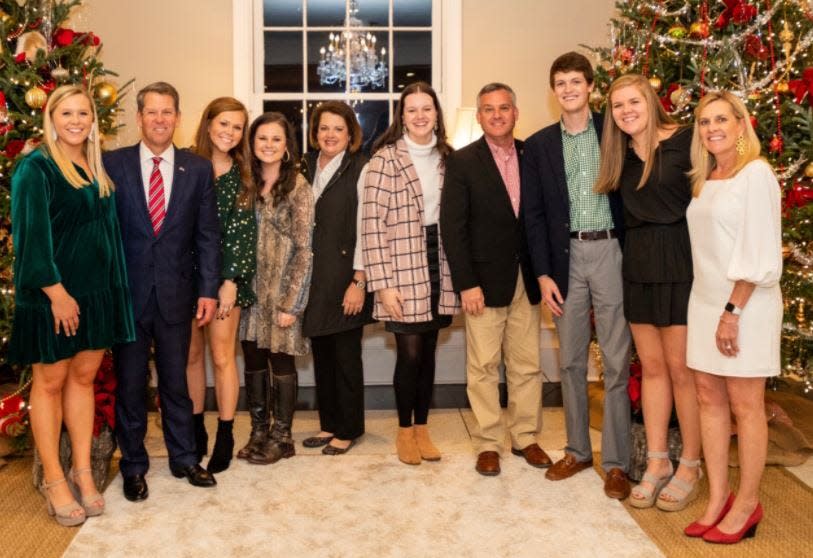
[476, 82, 517, 108]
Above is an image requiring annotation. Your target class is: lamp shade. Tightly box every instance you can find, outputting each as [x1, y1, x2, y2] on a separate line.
[452, 107, 483, 149]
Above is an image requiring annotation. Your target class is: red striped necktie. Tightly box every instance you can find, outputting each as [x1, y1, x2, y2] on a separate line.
[148, 156, 166, 235]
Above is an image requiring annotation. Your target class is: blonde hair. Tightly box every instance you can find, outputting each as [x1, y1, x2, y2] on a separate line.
[594, 74, 678, 193]
[689, 90, 762, 197]
[42, 85, 113, 196]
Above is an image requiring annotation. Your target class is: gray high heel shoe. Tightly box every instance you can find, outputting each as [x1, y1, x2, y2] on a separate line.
[68, 468, 105, 517]
[40, 477, 86, 527]
[629, 451, 673, 509]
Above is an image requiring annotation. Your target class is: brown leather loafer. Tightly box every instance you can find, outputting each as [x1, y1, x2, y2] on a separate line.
[545, 453, 594, 481]
[510, 443, 553, 468]
[475, 451, 501, 476]
[604, 468, 631, 500]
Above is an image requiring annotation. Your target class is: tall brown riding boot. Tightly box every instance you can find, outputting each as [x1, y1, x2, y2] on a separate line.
[237, 368, 271, 460]
[248, 374, 297, 465]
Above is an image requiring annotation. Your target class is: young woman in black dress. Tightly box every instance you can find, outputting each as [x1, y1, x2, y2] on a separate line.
[595, 74, 702, 511]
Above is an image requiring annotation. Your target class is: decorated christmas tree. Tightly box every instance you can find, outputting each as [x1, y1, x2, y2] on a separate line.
[588, 0, 813, 391]
[0, 0, 128, 449]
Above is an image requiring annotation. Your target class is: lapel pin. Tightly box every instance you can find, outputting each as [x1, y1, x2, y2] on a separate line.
[178, 166, 186, 172]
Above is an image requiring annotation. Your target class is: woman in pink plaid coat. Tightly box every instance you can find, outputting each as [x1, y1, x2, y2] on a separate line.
[361, 82, 460, 465]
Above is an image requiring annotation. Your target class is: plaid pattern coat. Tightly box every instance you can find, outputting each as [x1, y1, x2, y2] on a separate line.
[361, 138, 460, 322]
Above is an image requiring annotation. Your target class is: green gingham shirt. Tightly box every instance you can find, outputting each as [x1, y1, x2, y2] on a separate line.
[561, 116, 614, 232]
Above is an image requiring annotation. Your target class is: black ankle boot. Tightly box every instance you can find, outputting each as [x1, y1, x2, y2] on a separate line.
[193, 412, 208, 463]
[248, 374, 297, 465]
[207, 419, 235, 473]
[237, 368, 270, 460]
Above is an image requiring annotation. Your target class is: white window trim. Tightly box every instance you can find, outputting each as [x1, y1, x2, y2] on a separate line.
[231, 0, 462, 129]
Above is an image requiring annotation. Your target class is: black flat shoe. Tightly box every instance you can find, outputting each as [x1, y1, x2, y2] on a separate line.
[123, 474, 149, 502]
[170, 464, 217, 487]
[322, 439, 356, 455]
[303, 435, 333, 448]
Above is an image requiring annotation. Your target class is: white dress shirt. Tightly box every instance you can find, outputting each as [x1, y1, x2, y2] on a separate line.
[139, 142, 175, 210]
[312, 150, 345, 203]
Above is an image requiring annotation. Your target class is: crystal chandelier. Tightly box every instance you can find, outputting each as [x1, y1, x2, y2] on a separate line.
[317, 0, 388, 91]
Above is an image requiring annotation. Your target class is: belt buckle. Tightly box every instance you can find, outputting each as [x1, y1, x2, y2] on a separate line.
[577, 230, 586, 241]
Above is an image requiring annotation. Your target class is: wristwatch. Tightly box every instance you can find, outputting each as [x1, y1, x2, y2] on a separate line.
[353, 278, 366, 290]
[724, 302, 742, 316]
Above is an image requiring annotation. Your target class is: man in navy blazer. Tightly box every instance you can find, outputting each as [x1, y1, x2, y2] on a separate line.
[521, 53, 631, 499]
[105, 82, 220, 501]
[441, 83, 547, 477]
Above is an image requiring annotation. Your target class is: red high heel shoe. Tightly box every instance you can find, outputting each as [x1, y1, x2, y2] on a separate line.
[684, 492, 735, 537]
[702, 502, 763, 544]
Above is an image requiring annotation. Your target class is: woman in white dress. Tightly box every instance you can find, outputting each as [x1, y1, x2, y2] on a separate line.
[685, 91, 782, 544]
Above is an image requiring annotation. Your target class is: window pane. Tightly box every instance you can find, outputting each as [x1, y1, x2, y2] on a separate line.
[307, 32, 345, 93]
[356, 0, 389, 27]
[264, 0, 303, 27]
[393, 0, 431, 27]
[307, 0, 345, 26]
[262, 101, 305, 155]
[393, 31, 431, 90]
[355, 100, 390, 155]
[264, 32, 304, 92]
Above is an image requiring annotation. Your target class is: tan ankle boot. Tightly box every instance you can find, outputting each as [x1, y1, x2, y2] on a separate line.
[396, 427, 421, 465]
[413, 424, 441, 461]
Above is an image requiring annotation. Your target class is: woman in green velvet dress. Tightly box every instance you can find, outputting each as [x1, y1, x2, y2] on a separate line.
[184, 97, 256, 474]
[9, 85, 135, 526]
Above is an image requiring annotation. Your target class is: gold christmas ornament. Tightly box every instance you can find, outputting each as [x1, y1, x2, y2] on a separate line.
[93, 82, 118, 107]
[24, 86, 47, 109]
[15, 31, 48, 63]
[0, 10, 11, 25]
[667, 25, 687, 39]
[779, 21, 795, 43]
[747, 90, 761, 101]
[689, 21, 710, 39]
[783, 243, 792, 260]
[648, 76, 663, 92]
[670, 86, 691, 109]
[589, 90, 605, 106]
[804, 162, 813, 178]
[775, 80, 790, 94]
[796, 300, 806, 327]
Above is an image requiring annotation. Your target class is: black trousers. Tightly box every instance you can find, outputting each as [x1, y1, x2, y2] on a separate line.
[311, 327, 365, 440]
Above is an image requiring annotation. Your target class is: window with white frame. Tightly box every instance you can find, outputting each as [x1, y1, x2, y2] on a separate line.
[233, 0, 461, 155]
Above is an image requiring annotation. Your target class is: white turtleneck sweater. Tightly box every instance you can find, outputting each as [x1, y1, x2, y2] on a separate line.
[403, 132, 442, 226]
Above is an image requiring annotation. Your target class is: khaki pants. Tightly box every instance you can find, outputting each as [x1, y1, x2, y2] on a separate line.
[465, 273, 542, 453]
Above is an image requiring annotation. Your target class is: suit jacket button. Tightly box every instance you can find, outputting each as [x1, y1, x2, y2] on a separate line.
[341, 249, 347, 256]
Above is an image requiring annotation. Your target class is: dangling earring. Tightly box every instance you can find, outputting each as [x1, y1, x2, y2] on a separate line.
[88, 124, 96, 142]
[735, 135, 746, 156]
[283, 149, 291, 163]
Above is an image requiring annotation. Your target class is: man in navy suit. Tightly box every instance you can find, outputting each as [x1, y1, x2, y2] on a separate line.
[105, 82, 220, 501]
[521, 53, 631, 499]
[441, 83, 548, 477]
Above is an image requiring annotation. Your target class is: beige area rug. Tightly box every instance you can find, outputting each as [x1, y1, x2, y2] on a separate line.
[616, 465, 813, 558]
[59, 409, 660, 558]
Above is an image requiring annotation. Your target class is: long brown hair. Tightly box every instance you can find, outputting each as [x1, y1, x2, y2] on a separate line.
[249, 112, 299, 208]
[372, 81, 453, 161]
[192, 96, 254, 208]
[594, 73, 677, 193]
[689, 90, 762, 197]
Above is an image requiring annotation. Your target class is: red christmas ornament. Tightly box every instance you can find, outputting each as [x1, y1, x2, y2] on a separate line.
[749, 114, 758, 129]
[660, 83, 681, 112]
[744, 34, 769, 60]
[785, 182, 813, 209]
[4, 139, 25, 158]
[53, 27, 75, 47]
[79, 32, 101, 47]
[788, 68, 813, 106]
[14, 52, 26, 64]
[732, 3, 758, 24]
[0, 394, 26, 437]
[768, 134, 784, 153]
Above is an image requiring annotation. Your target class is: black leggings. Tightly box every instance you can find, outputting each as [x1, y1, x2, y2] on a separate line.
[241, 341, 297, 377]
[393, 330, 439, 427]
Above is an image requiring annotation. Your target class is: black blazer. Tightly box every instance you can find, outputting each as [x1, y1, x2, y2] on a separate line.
[104, 144, 221, 324]
[440, 136, 541, 307]
[521, 113, 624, 300]
[301, 151, 374, 338]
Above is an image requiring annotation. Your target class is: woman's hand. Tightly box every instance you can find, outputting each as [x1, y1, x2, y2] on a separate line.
[343, 279, 365, 316]
[379, 288, 403, 321]
[216, 280, 238, 320]
[276, 311, 296, 328]
[716, 314, 739, 357]
[44, 285, 80, 336]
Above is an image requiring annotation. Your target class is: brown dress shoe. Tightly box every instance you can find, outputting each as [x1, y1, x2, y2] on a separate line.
[604, 468, 631, 500]
[545, 453, 594, 481]
[475, 451, 501, 476]
[510, 443, 553, 468]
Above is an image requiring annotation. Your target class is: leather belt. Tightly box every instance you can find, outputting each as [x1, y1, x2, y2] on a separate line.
[569, 229, 618, 241]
